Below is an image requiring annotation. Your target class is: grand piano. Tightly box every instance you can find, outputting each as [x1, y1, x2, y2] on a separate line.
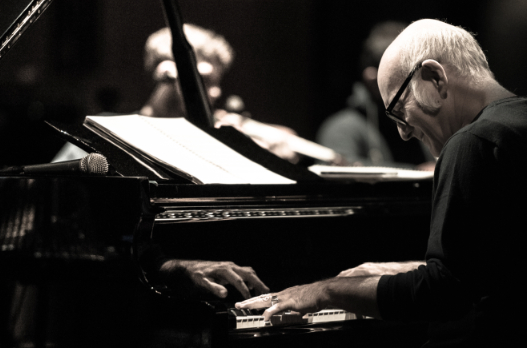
[1, 1, 432, 347]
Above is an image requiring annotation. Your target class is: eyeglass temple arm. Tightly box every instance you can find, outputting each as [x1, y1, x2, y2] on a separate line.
[386, 63, 423, 111]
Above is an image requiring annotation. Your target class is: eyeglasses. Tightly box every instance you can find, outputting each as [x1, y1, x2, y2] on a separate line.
[385, 63, 422, 126]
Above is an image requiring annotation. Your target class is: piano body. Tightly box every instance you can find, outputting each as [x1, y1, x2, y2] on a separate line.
[1, 173, 432, 347]
[1, 1, 432, 347]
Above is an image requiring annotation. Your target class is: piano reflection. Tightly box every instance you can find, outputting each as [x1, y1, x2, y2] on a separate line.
[1, 1, 431, 347]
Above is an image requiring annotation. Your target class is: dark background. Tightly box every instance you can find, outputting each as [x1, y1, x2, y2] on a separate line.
[1, 0, 526, 166]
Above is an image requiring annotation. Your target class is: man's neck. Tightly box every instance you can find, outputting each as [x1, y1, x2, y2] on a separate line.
[483, 82, 516, 107]
[454, 78, 515, 129]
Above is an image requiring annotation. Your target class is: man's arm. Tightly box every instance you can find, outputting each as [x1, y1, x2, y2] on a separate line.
[338, 261, 425, 277]
[234, 261, 427, 319]
[235, 276, 381, 321]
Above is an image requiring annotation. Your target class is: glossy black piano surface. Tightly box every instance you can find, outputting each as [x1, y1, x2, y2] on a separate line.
[228, 319, 428, 348]
[1, 175, 432, 283]
[1, 174, 432, 347]
[0, 176, 153, 279]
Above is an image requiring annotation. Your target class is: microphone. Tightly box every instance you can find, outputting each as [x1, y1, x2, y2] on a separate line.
[0, 153, 109, 175]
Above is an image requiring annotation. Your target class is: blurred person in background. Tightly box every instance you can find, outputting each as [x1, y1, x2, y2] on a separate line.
[317, 21, 435, 170]
[54, 24, 299, 164]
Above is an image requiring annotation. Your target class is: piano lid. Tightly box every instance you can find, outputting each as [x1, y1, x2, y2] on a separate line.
[0, 0, 54, 62]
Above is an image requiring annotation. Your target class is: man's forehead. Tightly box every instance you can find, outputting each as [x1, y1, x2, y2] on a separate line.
[378, 52, 403, 106]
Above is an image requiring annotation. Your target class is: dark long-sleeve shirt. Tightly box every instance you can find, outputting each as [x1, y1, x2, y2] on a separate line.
[377, 96, 527, 347]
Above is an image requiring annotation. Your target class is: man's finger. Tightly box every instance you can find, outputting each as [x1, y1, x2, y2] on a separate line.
[263, 302, 291, 321]
[217, 268, 251, 299]
[235, 293, 272, 309]
[233, 267, 270, 295]
[195, 276, 228, 298]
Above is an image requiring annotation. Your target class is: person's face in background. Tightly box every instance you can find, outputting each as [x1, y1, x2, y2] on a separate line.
[154, 57, 223, 107]
[362, 66, 382, 103]
[196, 60, 223, 106]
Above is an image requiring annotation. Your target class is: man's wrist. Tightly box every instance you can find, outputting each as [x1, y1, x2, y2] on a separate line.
[316, 279, 334, 309]
[322, 276, 381, 318]
[318, 277, 344, 309]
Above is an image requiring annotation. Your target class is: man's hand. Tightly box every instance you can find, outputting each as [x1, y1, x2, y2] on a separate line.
[337, 261, 425, 277]
[213, 111, 299, 164]
[235, 277, 381, 321]
[160, 260, 269, 299]
[235, 281, 330, 321]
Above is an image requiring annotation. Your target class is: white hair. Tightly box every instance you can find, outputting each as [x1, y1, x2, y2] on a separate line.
[398, 20, 493, 113]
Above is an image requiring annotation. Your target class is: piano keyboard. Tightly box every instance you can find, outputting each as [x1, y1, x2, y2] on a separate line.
[229, 308, 357, 330]
[304, 309, 357, 323]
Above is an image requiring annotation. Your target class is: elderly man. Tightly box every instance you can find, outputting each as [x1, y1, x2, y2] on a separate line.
[237, 19, 525, 346]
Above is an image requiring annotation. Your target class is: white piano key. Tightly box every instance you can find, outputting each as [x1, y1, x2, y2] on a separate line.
[303, 309, 356, 324]
[234, 308, 357, 329]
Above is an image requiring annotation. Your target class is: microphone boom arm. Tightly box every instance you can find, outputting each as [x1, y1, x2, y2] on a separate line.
[160, 0, 214, 129]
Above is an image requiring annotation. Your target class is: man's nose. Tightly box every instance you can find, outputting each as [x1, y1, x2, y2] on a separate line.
[397, 123, 413, 141]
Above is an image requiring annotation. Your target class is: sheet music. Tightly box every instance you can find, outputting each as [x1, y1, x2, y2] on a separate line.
[85, 115, 296, 185]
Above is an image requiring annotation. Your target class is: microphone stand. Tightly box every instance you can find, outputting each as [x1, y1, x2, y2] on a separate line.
[160, 0, 214, 129]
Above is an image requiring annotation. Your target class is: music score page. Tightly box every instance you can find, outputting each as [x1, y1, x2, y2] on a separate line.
[85, 115, 295, 184]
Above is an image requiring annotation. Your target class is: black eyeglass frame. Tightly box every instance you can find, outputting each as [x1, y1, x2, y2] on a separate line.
[385, 62, 423, 126]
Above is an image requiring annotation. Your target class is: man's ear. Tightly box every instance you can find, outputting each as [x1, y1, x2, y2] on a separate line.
[421, 59, 448, 99]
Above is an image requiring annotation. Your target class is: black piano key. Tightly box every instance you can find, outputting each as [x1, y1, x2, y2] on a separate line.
[228, 308, 246, 317]
[240, 308, 252, 316]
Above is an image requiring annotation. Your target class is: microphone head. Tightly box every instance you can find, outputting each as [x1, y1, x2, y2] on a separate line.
[80, 153, 109, 174]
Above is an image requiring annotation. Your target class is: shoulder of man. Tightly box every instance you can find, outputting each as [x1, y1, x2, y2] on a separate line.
[441, 97, 527, 153]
